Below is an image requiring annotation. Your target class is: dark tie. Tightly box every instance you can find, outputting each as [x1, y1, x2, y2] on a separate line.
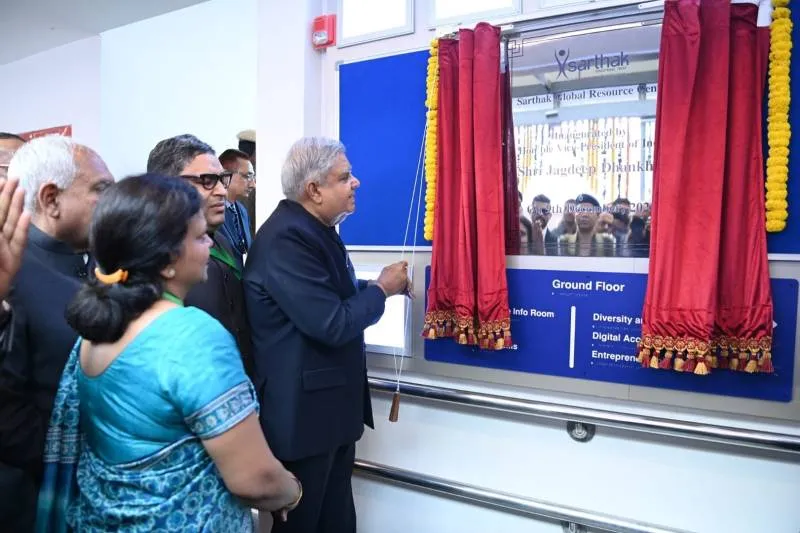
[230, 204, 247, 255]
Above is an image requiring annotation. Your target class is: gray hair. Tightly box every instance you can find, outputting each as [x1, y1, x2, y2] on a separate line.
[8, 135, 79, 212]
[281, 137, 346, 201]
[146, 134, 215, 176]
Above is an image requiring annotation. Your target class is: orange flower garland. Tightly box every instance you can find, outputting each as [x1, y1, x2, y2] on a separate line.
[765, 0, 792, 232]
[423, 39, 439, 241]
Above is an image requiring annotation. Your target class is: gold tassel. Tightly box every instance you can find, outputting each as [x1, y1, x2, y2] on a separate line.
[718, 347, 729, 369]
[694, 360, 710, 376]
[760, 350, 775, 373]
[738, 350, 750, 371]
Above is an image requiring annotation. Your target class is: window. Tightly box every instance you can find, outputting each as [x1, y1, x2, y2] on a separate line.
[355, 265, 410, 356]
[431, 0, 522, 26]
[539, 0, 598, 8]
[338, 0, 415, 47]
[510, 17, 661, 259]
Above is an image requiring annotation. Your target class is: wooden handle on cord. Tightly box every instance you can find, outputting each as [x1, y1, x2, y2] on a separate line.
[388, 392, 400, 422]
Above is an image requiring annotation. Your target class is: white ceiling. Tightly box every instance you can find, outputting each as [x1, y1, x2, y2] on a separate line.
[0, 0, 210, 65]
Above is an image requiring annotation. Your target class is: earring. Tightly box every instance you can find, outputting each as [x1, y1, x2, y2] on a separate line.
[166, 268, 176, 278]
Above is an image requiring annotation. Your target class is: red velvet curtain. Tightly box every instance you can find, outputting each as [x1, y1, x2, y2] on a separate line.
[639, 0, 774, 374]
[502, 65, 521, 255]
[424, 23, 513, 350]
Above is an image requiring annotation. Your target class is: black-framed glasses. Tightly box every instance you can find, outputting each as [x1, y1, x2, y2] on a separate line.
[181, 172, 232, 191]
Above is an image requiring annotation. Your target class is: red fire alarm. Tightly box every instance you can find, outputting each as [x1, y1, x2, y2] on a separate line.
[312, 14, 336, 50]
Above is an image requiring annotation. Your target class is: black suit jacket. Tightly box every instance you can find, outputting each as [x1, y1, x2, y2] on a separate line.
[0, 225, 88, 530]
[185, 230, 253, 377]
[244, 200, 385, 461]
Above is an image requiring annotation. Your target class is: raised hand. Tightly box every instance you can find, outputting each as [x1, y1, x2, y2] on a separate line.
[0, 178, 30, 299]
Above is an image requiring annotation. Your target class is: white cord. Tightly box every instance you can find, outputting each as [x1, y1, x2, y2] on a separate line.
[392, 122, 428, 394]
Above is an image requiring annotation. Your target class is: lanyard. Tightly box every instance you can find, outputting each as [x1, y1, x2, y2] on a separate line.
[210, 245, 242, 280]
[163, 291, 184, 306]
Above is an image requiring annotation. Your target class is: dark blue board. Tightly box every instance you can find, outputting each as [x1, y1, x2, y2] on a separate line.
[424, 268, 797, 402]
[339, 50, 428, 247]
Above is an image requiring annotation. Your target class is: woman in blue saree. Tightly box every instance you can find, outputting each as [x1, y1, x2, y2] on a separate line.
[36, 173, 302, 532]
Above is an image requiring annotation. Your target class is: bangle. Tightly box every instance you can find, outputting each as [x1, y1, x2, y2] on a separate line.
[288, 476, 303, 509]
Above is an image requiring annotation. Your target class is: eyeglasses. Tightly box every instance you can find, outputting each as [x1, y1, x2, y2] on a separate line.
[239, 171, 256, 183]
[181, 172, 232, 191]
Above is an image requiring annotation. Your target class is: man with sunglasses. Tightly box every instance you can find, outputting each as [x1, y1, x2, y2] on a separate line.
[147, 134, 253, 376]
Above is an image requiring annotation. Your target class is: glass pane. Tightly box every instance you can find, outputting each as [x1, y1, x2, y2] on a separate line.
[355, 266, 408, 355]
[434, 0, 519, 22]
[341, 0, 410, 40]
[510, 22, 660, 258]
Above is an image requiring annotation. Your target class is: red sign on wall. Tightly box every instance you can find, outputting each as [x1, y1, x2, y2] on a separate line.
[18, 125, 72, 140]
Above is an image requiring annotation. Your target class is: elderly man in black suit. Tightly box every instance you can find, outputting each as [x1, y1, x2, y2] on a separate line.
[0, 135, 113, 531]
[245, 137, 409, 532]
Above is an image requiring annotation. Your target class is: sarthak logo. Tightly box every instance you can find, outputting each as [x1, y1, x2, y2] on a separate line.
[555, 48, 630, 79]
[555, 49, 570, 79]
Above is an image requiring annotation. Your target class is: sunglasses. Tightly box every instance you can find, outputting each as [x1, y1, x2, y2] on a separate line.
[181, 172, 232, 191]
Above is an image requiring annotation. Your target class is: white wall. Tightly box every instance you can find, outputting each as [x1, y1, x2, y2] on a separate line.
[100, 0, 257, 179]
[0, 37, 102, 150]
[357, 369, 800, 533]
[257, 1, 800, 532]
[255, 0, 324, 224]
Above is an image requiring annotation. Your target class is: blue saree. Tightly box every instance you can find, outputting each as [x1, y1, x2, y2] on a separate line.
[35, 307, 257, 532]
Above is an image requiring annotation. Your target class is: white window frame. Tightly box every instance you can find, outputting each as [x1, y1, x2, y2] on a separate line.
[539, 0, 598, 8]
[337, 0, 416, 48]
[354, 263, 411, 357]
[429, 0, 522, 28]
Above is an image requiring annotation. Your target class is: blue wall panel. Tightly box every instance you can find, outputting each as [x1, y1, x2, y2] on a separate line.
[425, 268, 797, 402]
[338, 50, 428, 247]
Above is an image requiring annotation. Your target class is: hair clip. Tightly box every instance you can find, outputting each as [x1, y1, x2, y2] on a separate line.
[94, 267, 129, 285]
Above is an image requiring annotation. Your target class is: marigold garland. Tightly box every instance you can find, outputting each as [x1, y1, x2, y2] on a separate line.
[765, 0, 792, 232]
[423, 39, 439, 241]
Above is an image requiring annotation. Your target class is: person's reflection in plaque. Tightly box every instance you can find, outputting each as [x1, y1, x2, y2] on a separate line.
[519, 217, 533, 255]
[528, 194, 556, 255]
[550, 199, 577, 241]
[556, 194, 615, 257]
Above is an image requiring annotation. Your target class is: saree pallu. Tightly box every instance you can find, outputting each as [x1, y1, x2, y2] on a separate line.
[36, 340, 255, 532]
